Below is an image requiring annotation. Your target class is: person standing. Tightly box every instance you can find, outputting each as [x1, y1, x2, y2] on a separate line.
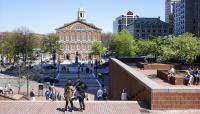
[7, 82, 13, 94]
[102, 88, 108, 100]
[121, 89, 128, 101]
[76, 79, 87, 112]
[97, 88, 103, 100]
[45, 90, 49, 100]
[64, 80, 75, 112]
[57, 92, 62, 101]
[30, 89, 35, 101]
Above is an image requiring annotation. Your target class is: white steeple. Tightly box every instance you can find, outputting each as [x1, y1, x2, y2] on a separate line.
[77, 7, 86, 21]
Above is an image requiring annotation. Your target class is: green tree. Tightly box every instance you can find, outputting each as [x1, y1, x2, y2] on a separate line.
[136, 38, 156, 56]
[0, 27, 44, 65]
[159, 33, 200, 64]
[47, 33, 63, 63]
[91, 41, 105, 59]
[110, 29, 137, 56]
[101, 32, 114, 50]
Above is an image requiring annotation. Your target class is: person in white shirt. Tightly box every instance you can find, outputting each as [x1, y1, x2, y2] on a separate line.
[121, 89, 128, 101]
[97, 88, 103, 100]
[168, 66, 176, 77]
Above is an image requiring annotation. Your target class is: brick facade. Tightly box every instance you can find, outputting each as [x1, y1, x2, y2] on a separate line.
[56, 9, 102, 61]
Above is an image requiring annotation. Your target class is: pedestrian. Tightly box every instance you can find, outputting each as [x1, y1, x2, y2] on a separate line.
[57, 92, 62, 101]
[76, 79, 87, 112]
[7, 82, 13, 94]
[121, 89, 128, 101]
[0, 86, 4, 94]
[30, 89, 35, 101]
[97, 87, 103, 100]
[64, 80, 75, 112]
[102, 88, 108, 100]
[45, 90, 49, 100]
[48, 87, 54, 101]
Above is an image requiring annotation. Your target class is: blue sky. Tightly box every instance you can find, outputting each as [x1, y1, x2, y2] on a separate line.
[0, 0, 165, 34]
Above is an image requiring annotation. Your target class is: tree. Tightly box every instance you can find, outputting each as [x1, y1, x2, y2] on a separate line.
[101, 32, 114, 50]
[0, 27, 43, 65]
[159, 33, 200, 64]
[110, 29, 137, 56]
[136, 38, 156, 56]
[47, 33, 63, 63]
[91, 41, 105, 59]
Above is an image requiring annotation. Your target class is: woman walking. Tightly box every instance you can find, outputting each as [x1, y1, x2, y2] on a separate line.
[64, 80, 75, 112]
[76, 79, 87, 112]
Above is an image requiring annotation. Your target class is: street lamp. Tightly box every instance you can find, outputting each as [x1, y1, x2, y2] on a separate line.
[95, 59, 98, 78]
[77, 64, 80, 79]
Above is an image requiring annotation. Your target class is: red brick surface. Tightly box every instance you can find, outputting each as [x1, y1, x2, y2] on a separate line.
[0, 101, 142, 114]
[152, 92, 200, 109]
[137, 63, 178, 70]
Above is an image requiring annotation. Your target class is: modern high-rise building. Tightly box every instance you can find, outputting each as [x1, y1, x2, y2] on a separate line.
[113, 11, 137, 33]
[127, 17, 168, 40]
[194, 0, 200, 37]
[165, 0, 180, 34]
[56, 8, 102, 61]
[174, 0, 200, 36]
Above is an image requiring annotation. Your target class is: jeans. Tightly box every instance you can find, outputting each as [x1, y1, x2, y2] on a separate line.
[65, 100, 73, 111]
[78, 97, 85, 109]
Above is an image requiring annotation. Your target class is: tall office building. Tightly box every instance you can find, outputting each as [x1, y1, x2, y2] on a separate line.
[56, 8, 102, 61]
[113, 11, 137, 33]
[194, 0, 200, 37]
[127, 17, 168, 40]
[174, 0, 200, 36]
[165, 0, 180, 34]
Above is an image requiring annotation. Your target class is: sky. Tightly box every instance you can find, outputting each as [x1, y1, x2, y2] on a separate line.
[0, 0, 165, 34]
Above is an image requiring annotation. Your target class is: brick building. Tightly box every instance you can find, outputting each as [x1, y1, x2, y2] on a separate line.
[56, 8, 102, 61]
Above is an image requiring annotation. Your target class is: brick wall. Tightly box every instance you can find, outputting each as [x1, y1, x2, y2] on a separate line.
[109, 59, 152, 107]
[152, 92, 200, 109]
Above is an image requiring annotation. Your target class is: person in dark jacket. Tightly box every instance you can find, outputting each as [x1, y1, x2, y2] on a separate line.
[76, 79, 87, 112]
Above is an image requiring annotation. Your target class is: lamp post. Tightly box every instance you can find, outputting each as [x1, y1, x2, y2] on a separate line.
[40, 52, 43, 65]
[77, 63, 80, 79]
[95, 59, 98, 78]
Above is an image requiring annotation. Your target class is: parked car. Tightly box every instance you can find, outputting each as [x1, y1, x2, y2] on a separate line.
[43, 76, 59, 85]
[43, 65, 57, 69]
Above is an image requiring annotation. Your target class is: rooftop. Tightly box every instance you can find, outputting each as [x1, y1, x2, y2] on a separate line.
[126, 63, 200, 90]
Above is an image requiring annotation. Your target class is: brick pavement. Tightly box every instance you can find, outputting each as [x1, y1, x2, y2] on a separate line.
[1, 101, 200, 114]
[0, 101, 142, 114]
